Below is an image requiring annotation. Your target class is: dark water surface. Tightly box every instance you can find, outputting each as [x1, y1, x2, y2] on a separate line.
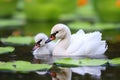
[0, 22, 120, 80]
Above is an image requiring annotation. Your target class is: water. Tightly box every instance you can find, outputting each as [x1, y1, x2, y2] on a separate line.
[0, 22, 120, 80]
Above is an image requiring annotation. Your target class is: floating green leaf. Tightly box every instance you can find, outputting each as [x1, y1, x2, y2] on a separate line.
[0, 19, 25, 28]
[0, 61, 52, 72]
[0, 47, 15, 54]
[1, 36, 34, 45]
[55, 58, 79, 67]
[109, 57, 120, 65]
[79, 58, 108, 66]
[93, 23, 116, 30]
[68, 22, 92, 30]
[68, 22, 118, 31]
[55, 58, 108, 67]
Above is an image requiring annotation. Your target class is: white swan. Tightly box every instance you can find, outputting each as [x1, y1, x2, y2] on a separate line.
[46, 23, 108, 56]
[33, 33, 55, 59]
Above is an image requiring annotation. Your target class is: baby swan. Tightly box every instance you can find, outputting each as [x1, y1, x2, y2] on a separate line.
[33, 33, 55, 59]
[46, 24, 108, 57]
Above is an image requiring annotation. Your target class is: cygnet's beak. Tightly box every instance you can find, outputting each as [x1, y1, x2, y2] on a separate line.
[45, 34, 56, 43]
[33, 43, 40, 51]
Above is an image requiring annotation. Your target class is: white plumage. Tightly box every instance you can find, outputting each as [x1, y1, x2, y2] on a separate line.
[33, 33, 55, 59]
[46, 23, 108, 56]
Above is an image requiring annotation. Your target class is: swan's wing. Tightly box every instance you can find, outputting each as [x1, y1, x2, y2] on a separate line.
[74, 31, 107, 55]
[71, 29, 85, 41]
[83, 32, 107, 55]
[84, 31, 102, 42]
[81, 40, 107, 55]
[66, 29, 85, 53]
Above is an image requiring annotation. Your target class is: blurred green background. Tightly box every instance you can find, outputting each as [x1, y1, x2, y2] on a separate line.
[0, 0, 120, 43]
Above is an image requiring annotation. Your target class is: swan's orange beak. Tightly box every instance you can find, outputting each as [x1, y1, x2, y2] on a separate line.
[45, 34, 56, 43]
[33, 43, 40, 51]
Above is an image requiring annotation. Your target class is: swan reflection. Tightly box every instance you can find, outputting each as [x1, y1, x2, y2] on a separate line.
[33, 55, 106, 80]
[36, 65, 105, 80]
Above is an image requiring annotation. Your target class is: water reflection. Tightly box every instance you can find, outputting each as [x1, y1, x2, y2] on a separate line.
[71, 66, 106, 79]
[36, 65, 106, 80]
[33, 55, 106, 80]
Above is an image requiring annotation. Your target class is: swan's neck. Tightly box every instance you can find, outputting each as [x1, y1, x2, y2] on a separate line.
[53, 32, 71, 54]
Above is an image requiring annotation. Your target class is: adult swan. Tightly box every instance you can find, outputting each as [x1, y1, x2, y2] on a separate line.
[46, 24, 108, 57]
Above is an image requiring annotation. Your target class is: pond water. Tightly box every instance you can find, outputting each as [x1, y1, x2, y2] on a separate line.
[0, 22, 120, 80]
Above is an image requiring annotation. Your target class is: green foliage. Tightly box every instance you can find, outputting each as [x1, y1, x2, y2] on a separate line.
[0, 0, 17, 17]
[55, 58, 107, 67]
[1, 36, 34, 45]
[24, 22, 54, 35]
[0, 61, 52, 72]
[93, 0, 120, 22]
[24, 0, 76, 20]
[55, 58, 80, 67]
[0, 58, 120, 72]
[79, 58, 107, 66]
[68, 22, 91, 30]
[68, 22, 117, 31]
[109, 57, 120, 65]
[0, 19, 25, 28]
[0, 47, 15, 54]
[76, 2, 96, 19]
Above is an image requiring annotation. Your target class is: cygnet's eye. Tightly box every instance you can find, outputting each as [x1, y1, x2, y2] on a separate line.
[56, 31, 59, 34]
[39, 39, 42, 42]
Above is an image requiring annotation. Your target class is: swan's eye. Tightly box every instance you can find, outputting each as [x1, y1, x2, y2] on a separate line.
[51, 31, 59, 36]
[37, 39, 42, 44]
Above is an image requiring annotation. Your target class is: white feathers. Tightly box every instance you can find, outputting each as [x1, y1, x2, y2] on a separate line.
[33, 23, 108, 56]
[50, 24, 108, 56]
[33, 33, 55, 59]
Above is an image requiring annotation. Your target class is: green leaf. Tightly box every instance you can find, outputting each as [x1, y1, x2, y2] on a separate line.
[79, 58, 108, 66]
[68, 22, 118, 31]
[0, 61, 52, 72]
[55, 58, 80, 67]
[1, 36, 34, 45]
[109, 57, 120, 65]
[68, 22, 92, 30]
[55, 58, 108, 67]
[0, 47, 15, 54]
[93, 23, 116, 30]
[0, 19, 25, 28]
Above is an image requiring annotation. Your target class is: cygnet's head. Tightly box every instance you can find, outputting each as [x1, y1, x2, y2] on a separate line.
[46, 24, 71, 43]
[33, 33, 48, 50]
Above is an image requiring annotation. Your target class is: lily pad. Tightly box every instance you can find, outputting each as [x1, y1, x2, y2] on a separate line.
[0, 61, 52, 72]
[68, 22, 118, 31]
[55, 58, 80, 67]
[109, 57, 120, 65]
[68, 22, 92, 30]
[79, 58, 108, 66]
[55, 58, 108, 67]
[0, 47, 15, 54]
[1, 36, 34, 45]
[93, 23, 116, 30]
[0, 19, 25, 28]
